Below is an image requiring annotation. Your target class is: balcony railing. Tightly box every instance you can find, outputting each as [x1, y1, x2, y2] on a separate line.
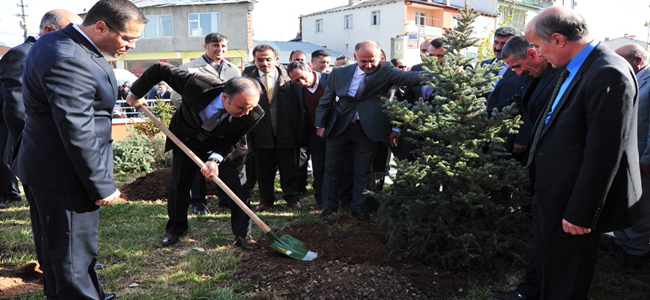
[112, 99, 171, 121]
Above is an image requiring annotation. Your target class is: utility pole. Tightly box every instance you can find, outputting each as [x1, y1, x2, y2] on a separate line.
[16, 0, 28, 40]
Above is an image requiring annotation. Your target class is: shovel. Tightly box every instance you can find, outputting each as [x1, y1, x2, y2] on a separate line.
[139, 105, 317, 261]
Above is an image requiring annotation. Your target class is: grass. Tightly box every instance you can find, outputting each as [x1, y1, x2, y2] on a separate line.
[2, 179, 649, 299]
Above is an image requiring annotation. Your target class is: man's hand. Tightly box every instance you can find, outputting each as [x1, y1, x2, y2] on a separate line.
[95, 189, 122, 206]
[201, 160, 219, 179]
[316, 128, 325, 138]
[126, 93, 147, 109]
[562, 219, 591, 235]
[640, 162, 650, 177]
[389, 131, 400, 148]
[512, 143, 528, 154]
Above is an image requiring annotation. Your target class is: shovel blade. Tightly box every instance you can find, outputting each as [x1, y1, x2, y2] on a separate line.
[268, 233, 318, 261]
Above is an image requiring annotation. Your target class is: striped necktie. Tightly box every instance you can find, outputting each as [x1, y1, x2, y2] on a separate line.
[264, 73, 274, 104]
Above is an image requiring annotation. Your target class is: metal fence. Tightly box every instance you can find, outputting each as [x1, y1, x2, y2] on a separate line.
[112, 99, 172, 120]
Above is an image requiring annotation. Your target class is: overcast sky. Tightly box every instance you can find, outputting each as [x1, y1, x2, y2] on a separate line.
[0, 0, 648, 47]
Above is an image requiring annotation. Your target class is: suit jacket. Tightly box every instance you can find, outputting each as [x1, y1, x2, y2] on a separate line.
[532, 44, 642, 233]
[170, 55, 240, 108]
[293, 71, 329, 128]
[13, 25, 117, 200]
[513, 64, 562, 148]
[0, 36, 36, 146]
[242, 65, 302, 149]
[315, 61, 422, 143]
[637, 68, 650, 164]
[130, 62, 264, 160]
[481, 58, 525, 113]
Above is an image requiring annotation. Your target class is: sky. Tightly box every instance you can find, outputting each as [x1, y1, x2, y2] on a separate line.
[0, 0, 649, 48]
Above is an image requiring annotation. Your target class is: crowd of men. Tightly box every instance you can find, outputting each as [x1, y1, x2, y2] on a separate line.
[0, 1, 648, 299]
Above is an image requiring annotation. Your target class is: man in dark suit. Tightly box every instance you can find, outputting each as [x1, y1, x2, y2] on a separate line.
[489, 35, 561, 300]
[0, 10, 82, 209]
[315, 40, 422, 222]
[481, 27, 527, 160]
[127, 63, 264, 250]
[287, 61, 329, 208]
[243, 44, 303, 212]
[13, 1, 146, 299]
[524, 6, 641, 299]
[613, 43, 650, 270]
[171, 32, 242, 214]
[411, 38, 445, 73]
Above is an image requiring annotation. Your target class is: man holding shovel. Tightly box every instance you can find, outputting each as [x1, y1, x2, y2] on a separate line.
[126, 62, 264, 250]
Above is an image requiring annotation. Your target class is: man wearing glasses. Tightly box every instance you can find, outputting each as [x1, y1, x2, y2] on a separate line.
[12, 1, 146, 299]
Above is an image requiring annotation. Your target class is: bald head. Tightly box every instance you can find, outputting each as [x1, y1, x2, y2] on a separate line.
[524, 6, 590, 68]
[354, 40, 382, 74]
[39, 9, 83, 36]
[616, 43, 648, 74]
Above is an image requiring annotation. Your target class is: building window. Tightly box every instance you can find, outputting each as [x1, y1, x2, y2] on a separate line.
[188, 12, 220, 37]
[344, 14, 353, 29]
[451, 15, 459, 29]
[316, 19, 323, 32]
[143, 15, 173, 38]
[371, 11, 380, 25]
[415, 12, 426, 26]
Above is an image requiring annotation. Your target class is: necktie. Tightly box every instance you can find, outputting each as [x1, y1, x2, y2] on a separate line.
[201, 108, 226, 132]
[264, 73, 274, 104]
[525, 69, 569, 167]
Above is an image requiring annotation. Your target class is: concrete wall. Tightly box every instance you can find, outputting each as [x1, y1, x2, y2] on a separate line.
[130, 2, 253, 54]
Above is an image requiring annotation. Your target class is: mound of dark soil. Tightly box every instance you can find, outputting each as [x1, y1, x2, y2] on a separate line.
[231, 215, 493, 299]
[121, 168, 171, 201]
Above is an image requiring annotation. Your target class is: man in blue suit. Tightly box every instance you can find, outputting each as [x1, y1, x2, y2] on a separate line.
[13, 1, 146, 299]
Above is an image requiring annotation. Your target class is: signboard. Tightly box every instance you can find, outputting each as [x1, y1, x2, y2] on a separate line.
[407, 32, 419, 49]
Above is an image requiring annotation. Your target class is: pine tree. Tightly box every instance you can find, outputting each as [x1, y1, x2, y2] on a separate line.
[374, 5, 532, 271]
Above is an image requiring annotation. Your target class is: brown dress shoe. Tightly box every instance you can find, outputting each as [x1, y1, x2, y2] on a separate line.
[287, 201, 302, 210]
[161, 233, 180, 247]
[235, 235, 259, 250]
[255, 203, 273, 212]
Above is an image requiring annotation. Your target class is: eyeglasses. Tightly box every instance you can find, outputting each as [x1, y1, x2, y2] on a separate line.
[105, 23, 140, 44]
[397, 65, 407, 69]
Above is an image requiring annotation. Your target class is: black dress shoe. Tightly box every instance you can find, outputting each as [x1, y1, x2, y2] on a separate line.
[488, 290, 537, 300]
[625, 253, 646, 270]
[234, 235, 259, 250]
[161, 233, 180, 247]
[355, 212, 370, 223]
[255, 203, 273, 212]
[193, 206, 208, 215]
[104, 292, 116, 300]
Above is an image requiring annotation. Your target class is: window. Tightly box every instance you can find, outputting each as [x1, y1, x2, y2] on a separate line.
[344, 15, 353, 29]
[371, 11, 380, 25]
[188, 12, 220, 37]
[415, 12, 426, 26]
[143, 15, 173, 38]
[316, 19, 323, 32]
[450, 15, 459, 29]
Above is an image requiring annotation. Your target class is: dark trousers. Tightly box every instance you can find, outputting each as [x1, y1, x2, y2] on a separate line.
[306, 128, 326, 205]
[167, 144, 251, 237]
[297, 146, 309, 194]
[533, 197, 601, 300]
[189, 170, 207, 209]
[0, 124, 19, 201]
[30, 186, 105, 300]
[322, 122, 378, 215]
[253, 146, 301, 204]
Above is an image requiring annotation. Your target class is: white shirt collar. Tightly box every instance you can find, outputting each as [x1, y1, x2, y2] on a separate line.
[306, 71, 320, 93]
[72, 23, 102, 54]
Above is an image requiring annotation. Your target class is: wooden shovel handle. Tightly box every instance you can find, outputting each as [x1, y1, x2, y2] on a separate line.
[139, 106, 272, 233]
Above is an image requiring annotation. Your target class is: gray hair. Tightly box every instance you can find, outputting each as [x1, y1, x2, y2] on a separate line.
[534, 11, 588, 42]
[501, 35, 532, 60]
[336, 55, 354, 66]
[286, 60, 311, 74]
[39, 11, 63, 31]
[494, 26, 519, 38]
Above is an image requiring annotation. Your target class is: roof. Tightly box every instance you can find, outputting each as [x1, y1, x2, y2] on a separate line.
[301, 0, 495, 18]
[253, 41, 348, 65]
[134, 0, 255, 9]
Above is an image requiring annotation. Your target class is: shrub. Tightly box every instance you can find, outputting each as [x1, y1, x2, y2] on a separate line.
[113, 127, 167, 175]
